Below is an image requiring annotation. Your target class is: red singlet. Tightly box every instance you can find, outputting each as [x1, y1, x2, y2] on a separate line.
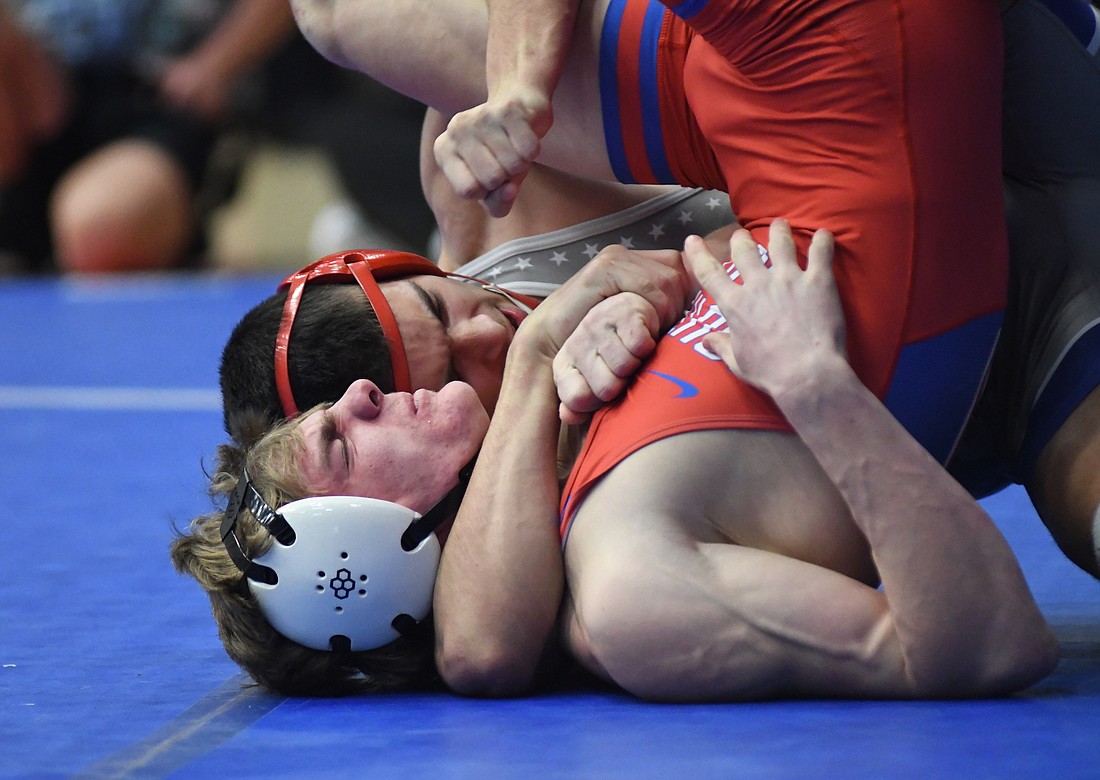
[563, 0, 1008, 537]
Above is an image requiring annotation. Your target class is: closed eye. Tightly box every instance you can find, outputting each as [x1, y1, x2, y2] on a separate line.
[410, 281, 450, 327]
[320, 408, 348, 469]
[410, 282, 459, 383]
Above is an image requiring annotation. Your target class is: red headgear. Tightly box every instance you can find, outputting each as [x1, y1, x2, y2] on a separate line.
[274, 249, 446, 418]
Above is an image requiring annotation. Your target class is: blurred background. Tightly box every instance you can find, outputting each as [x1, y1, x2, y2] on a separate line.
[0, 0, 437, 277]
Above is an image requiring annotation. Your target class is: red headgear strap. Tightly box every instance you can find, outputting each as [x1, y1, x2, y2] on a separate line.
[274, 249, 446, 418]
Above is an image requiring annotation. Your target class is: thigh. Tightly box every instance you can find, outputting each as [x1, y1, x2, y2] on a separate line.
[294, 0, 492, 115]
[954, 0, 1100, 495]
[1003, 0, 1100, 286]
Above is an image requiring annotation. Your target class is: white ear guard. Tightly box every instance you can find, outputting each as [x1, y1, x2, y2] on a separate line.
[221, 470, 452, 652]
[250, 496, 440, 651]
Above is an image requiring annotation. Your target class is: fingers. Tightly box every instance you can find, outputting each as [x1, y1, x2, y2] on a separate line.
[805, 227, 835, 277]
[577, 246, 690, 329]
[701, 332, 740, 374]
[684, 233, 739, 299]
[553, 293, 660, 422]
[433, 127, 505, 202]
[484, 176, 524, 218]
[763, 218, 796, 270]
[558, 400, 591, 427]
[554, 328, 651, 405]
[434, 101, 543, 212]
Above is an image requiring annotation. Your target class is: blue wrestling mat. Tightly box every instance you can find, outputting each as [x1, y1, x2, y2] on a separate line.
[1, 273, 1098, 779]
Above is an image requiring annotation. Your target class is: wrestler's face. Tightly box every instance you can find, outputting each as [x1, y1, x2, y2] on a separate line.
[378, 275, 529, 414]
[296, 378, 489, 516]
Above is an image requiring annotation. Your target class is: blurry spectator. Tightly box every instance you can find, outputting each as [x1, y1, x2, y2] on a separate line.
[253, 37, 438, 257]
[0, 0, 296, 274]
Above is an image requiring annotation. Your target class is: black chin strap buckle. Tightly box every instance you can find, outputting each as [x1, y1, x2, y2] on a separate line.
[220, 468, 296, 585]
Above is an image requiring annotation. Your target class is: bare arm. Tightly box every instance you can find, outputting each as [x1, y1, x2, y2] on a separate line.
[434, 246, 691, 696]
[434, 0, 579, 217]
[682, 223, 1058, 696]
[291, 0, 612, 185]
[485, 0, 578, 105]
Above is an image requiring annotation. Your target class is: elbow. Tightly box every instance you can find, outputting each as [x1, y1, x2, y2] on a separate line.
[992, 622, 1061, 694]
[910, 621, 1061, 699]
[435, 635, 539, 698]
[970, 618, 1061, 697]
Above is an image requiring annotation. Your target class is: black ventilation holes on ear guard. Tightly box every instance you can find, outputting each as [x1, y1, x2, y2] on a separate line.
[221, 468, 294, 586]
[391, 613, 420, 637]
[326, 619, 418, 654]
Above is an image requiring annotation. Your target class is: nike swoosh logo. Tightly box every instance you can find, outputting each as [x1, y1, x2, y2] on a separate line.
[647, 371, 699, 398]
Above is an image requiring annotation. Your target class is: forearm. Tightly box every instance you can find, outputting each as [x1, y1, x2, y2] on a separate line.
[433, 244, 693, 695]
[485, 0, 579, 100]
[775, 355, 1057, 695]
[434, 341, 566, 696]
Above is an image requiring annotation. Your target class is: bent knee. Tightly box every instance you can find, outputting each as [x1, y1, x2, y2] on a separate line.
[51, 141, 195, 272]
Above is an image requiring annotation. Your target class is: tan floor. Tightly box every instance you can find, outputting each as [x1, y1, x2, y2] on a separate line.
[207, 142, 349, 273]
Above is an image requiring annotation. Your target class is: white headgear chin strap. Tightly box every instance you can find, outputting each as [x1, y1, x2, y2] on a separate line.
[221, 468, 466, 652]
[476, 281, 535, 314]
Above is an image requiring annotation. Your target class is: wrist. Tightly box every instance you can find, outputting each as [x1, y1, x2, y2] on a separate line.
[770, 352, 855, 416]
[506, 332, 558, 380]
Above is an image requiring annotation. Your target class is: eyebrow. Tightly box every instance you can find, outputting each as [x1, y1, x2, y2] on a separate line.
[299, 405, 335, 475]
[320, 409, 338, 449]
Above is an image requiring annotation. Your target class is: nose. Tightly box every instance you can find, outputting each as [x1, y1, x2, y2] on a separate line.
[339, 378, 385, 420]
[451, 313, 507, 362]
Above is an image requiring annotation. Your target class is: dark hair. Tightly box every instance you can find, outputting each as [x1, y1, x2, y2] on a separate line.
[219, 284, 392, 446]
[170, 417, 440, 696]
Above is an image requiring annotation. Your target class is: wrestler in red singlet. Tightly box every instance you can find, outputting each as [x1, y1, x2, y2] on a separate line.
[562, 0, 1009, 536]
